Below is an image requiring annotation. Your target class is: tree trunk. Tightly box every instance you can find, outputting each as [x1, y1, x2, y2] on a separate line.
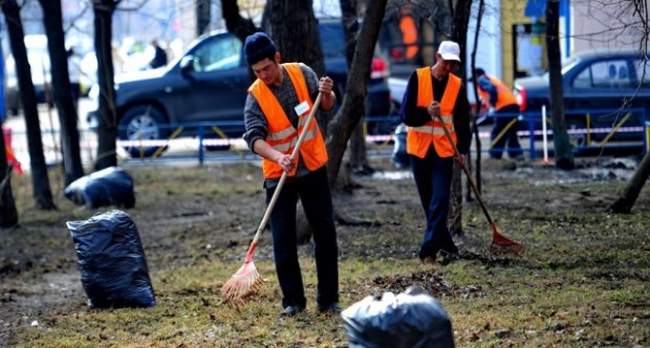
[469, 0, 484, 197]
[0, 123, 18, 228]
[2, 0, 56, 210]
[609, 152, 650, 213]
[93, 0, 118, 170]
[448, 0, 473, 235]
[221, 0, 258, 42]
[38, 0, 84, 186]
[0, 33, 18, 227]
[326, 0, 387, 187]
[340, 0, 371, 174]
[196, 0, 211, 36]
[264, 1, 325, 77]
[431, 0, 453, 48]
[546, 0, 574, 170]
[452, 0, 473, 74]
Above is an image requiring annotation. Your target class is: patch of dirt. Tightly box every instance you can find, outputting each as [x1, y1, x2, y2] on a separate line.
[368, 270, 484, 299]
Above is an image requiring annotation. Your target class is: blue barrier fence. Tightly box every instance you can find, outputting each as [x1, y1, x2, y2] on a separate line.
[484, 107, 648, 159]
[5, 106, 647, 167]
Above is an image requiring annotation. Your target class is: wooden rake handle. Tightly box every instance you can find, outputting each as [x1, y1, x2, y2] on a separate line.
[244, 92, 323, 261]
[432, 113, 495, 226]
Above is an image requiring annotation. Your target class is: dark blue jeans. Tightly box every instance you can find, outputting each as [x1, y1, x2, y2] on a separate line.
[410, 149, 457, 259]
[266, 166, 338, 309]
[490, 104, 523, 159]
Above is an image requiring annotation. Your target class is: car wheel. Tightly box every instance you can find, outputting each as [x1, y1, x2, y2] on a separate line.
[118, 104, 168, 158]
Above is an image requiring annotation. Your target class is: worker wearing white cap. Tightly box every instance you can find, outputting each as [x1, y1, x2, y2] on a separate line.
[399, 40, 471, 264]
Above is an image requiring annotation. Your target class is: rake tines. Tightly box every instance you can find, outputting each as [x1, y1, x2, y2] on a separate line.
[490, 223, 525, 255]
[221, 243, 266, 306]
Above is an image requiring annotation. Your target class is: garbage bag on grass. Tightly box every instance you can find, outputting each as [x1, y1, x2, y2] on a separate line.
[341, 286, 454, 348]
[66, 210, 155, 308]
[64, 167, 135, 209]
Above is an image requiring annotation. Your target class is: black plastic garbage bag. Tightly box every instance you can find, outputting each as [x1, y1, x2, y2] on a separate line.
[64, 166, 135, 209]
[341, 287, 454, 348]
[66, 210, 155, 308]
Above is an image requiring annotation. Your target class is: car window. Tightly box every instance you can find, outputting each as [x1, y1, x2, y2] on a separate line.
[572, 67, 591, 88]
[192, 34, 242, 72]
[319, 23, 346, 58]
[633, 59, 650, 88]
[582, 60, 632, 88]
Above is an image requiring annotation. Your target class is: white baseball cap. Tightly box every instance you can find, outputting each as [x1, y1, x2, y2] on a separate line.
[437, 41, 461, 62]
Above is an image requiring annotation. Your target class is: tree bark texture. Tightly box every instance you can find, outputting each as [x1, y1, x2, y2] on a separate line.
[448, 0, 473, 234]
[546, 0, 574, 170]
[221, 0, 258, 42]
[326, 0, 387, 187]
[263, 1, 326, 78]
[340, 0, 370, 172]
[196, 0, 211, 36]
[39, 0, 85, 186]
[93, 0, 119, 170]
[609, 152, 650, 213]
[3, 0, 56, 210]
[469, 0, 484, 196]
[0, 122, 18, 228]
[452, 0, 472, 80]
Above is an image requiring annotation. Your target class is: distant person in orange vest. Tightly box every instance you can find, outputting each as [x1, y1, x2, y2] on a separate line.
[473, 68, 523, 159]
[242, 32, 339, 317]
[400, 41, 471, 264]
[399, 10, 419, 61]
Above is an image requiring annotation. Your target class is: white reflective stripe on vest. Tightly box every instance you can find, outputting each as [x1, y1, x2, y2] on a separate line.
[267, 126, 297, 141]
[270, 128, 317, 152]
[409, 114, 454, 134]
[410, 126, 449, 136]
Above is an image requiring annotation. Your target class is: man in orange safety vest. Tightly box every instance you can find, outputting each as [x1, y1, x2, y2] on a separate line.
[400, 40, 472, 264]
[242, 32, 339, 317]
[473, 68, 523, 159]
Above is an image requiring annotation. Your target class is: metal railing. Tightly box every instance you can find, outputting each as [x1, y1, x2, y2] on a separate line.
[4, 106, 648, 170]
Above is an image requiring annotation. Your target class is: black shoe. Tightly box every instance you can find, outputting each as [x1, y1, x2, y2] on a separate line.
[281, 305, 304, 317]
[318, 303, 341, 315]
[439, 249, 460, 265]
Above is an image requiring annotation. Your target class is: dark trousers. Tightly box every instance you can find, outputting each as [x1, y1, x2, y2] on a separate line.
[410, 148, 457, 259]
[490, 104, 523, 159]
[266, 166, 338, 309]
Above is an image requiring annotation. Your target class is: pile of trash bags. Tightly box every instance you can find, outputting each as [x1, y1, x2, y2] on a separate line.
[341, 286, 455, 348]
[64, 167, 135, 209]
[67, 210, 155, 308]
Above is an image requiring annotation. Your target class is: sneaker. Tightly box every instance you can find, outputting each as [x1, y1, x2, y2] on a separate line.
[318, 303, 341, 315]
[281, 305, 304, 317]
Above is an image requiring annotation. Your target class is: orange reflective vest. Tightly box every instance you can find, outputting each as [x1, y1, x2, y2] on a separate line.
[478, 75, 518, 111]
[406, 68, 461, 159]
[248, 63, 328, 179]
[399, 15, 419, 60]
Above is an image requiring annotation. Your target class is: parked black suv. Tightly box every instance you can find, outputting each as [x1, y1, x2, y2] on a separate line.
[92, 19, 392, 157]
[514, 50, 650, 149]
